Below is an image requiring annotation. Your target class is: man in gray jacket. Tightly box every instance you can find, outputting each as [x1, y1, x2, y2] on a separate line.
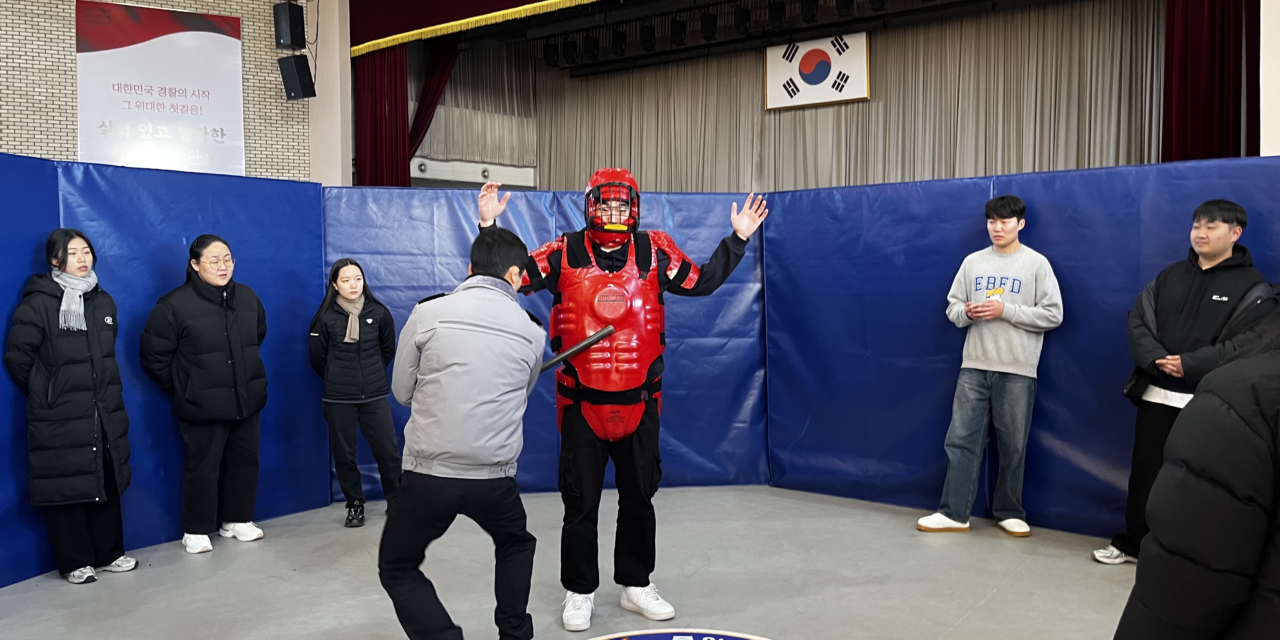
[379, 228, 546, 640]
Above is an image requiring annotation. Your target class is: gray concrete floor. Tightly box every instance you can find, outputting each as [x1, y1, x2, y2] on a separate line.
[0, 486, 1134, 639]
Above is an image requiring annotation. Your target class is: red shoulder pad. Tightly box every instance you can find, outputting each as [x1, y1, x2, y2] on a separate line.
[648, 231, 700, 290]
[530, 237, 565, 281]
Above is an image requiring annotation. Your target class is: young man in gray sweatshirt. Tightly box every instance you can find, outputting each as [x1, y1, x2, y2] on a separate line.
[379, 228, 546, 640]
[917, 195, 1064, 537]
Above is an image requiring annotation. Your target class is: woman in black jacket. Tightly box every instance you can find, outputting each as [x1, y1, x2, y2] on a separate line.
[1114, 338, 1280, 639]
[309, 258, 400, 527]
[140, 234, 267, 555]
[3, 229, 136, 584]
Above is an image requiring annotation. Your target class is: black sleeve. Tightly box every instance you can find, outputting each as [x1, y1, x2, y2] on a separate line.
[520, 251, 561, 295]
[664, 234, 749, 297]
[308, 313, 328, 378]
[139, 303, 178, 395]
[1128, 280, 1166, 374]
[3, 298, 43, 396]
[257, 296, 267, 344]
[378, 306, 397, 366]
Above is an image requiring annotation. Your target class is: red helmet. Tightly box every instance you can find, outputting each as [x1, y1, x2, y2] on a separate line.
[584, 167, 640, 249]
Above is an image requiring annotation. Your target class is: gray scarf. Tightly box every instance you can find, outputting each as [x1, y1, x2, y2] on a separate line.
[51, 269, 98, 331]
[335, 294, 365, 343]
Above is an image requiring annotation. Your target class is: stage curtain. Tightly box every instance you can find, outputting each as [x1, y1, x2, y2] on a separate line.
[1161, 0, 1244, 161]
[354, 44, 409, 186]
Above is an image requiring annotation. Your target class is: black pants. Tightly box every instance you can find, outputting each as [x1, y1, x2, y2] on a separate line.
[560, 399, 662, 594]
[179, 414, 260, 535]
[44, 450, 125, 576]
[1112, 401, 1182, 557]
[378, 472, 536, 640]
[324, 399, 402, 507]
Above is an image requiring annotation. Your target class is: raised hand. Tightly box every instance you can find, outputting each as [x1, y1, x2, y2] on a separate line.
[731, 193, 769, 240]
[478, 181, 511, 227]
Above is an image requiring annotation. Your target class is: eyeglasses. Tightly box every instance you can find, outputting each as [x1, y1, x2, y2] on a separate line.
[202, 257, 235, 268]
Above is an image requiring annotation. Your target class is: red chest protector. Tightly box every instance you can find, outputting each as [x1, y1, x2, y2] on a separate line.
[551, 232, 664, 441]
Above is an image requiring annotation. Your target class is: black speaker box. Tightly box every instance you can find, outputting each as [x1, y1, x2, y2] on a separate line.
[277, 55, 316, 100]
[274, 2, 305, 49]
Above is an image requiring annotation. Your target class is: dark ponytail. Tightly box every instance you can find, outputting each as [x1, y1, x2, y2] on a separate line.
[186, 234, 230, 282]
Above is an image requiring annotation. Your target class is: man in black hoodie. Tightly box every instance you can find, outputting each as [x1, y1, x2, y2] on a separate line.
[1095, 200, 1270, 565]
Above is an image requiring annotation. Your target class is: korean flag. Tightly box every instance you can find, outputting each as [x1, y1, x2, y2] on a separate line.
[765, 33, 869, 110]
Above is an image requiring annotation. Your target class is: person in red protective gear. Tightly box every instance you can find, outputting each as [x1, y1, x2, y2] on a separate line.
[477, 169, 767, 631]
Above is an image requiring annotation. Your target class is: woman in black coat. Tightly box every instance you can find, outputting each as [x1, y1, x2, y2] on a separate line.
[309, 258, 400, 527]
[140, 234, 267, 555]
[1114, 339, 1280, 639]
[3, 229, 136, 584]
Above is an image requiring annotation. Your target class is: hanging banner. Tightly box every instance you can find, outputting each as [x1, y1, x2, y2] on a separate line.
[765, 32, 869, 110]
[76, 1, 246, 175]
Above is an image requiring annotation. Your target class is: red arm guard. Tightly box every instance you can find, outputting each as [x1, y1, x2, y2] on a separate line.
[648, 231, 700, 290]
[523, 237, 565, 292]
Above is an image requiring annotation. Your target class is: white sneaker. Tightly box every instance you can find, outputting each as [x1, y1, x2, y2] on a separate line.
[65, 566, 96, 584]
[621, 583, 676, 621]
[96, 555, 138, 572]
[561, 591, 594, 632]
[998, 518, 1032, 538]
[1093, 545, 1137, 565]
[182, 534, 213, 554]
[219, 521, 264, 542]
[916, 512, 969, 533]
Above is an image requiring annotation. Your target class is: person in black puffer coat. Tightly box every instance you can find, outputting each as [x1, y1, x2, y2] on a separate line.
[309, 258, 401, 528]
[140, 234, 267, 555]
[3, 229, 137, 584]
[1113, 333, 1280, 639]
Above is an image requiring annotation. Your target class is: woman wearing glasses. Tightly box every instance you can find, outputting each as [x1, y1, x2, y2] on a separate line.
[4, 229, 137, 584]
[140, 234, 268, 555]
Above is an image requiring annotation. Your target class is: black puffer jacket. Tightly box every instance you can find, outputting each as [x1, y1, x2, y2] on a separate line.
[3, 274, 131, 506]
[308, 298, 395, 401]
[1114, 350, 1280, 640]
[140, 277, 267, 423]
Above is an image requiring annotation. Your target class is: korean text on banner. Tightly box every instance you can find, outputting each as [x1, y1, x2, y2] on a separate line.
[76, 1, 246, 176]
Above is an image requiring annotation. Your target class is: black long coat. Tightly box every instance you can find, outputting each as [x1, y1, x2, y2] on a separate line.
[3, 274, 132, 506]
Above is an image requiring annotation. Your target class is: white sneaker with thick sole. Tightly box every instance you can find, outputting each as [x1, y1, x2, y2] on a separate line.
[1093, 545, 1137, 565]
[561, 591, 594, 632]
[998, 518, 1032, 538]
[65, 566, 96, 584]
[182, 534, 213, 554]
[917, 512, 970, 533]
[621, 583, 676, 621]
[219, 521, 264, 541]
[97, 555, 138, 572]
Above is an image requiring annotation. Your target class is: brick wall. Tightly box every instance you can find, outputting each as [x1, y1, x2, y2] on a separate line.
[0, 0, 309, 181]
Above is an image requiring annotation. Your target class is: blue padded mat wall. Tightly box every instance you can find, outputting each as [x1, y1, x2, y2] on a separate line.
[763, 157, 1280, 537]
[0, 154, 64, 589]
[321, 188, 770, 497]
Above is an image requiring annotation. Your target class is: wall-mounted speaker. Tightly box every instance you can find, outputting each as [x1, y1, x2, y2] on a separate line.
[277, 55, 315, 100]
[273, 2, 305, 50]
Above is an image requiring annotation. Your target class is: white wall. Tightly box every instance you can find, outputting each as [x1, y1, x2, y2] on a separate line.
[1262, 0, 1280, 156]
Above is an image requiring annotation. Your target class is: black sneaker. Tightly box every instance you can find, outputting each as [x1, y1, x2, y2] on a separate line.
[345, 504, 365, 528]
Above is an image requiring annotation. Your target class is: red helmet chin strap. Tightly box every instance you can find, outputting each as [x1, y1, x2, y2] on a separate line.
[586, 228, 630, 249]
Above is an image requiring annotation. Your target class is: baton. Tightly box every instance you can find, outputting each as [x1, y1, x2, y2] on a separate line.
[540, 325, 615, 373]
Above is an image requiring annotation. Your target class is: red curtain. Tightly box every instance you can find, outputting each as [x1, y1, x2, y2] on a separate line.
[1161, 0, 1245, 162]
[409, 39, 460, 159]
[355, 45, 409, 187]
